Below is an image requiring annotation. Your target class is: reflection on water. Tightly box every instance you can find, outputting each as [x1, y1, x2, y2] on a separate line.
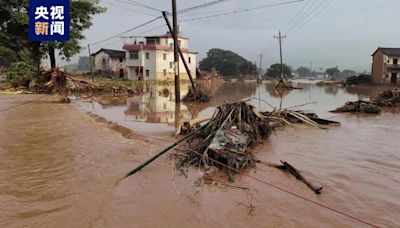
[124, 83, 189, 126]
[78, 80, 391, 136]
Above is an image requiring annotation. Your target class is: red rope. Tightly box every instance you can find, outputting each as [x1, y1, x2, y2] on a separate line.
[132, 132, 380, 228]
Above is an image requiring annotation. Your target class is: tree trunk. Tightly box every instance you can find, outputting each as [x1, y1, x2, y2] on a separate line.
[49, 45, 56, 69]
[33, 42, 41, 72]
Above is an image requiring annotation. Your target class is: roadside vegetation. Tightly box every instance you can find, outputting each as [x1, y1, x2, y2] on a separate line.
[0, 0, 105, 90]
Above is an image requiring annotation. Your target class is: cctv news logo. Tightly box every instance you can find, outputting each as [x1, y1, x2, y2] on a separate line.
[29, 0, 70, 41]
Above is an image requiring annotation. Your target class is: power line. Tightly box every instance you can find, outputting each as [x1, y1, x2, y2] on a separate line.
[288, 0, 335, 36]
[282, 0, 316, 33]
[178, 0, 231, 14]
[181, 0, 305, 22]
[284, 0, 320, 34]
[90, 16, 162, 46]
[122, 0, 162, 12]
[104, 0, 159, 17]
[92, 23, 166, 49]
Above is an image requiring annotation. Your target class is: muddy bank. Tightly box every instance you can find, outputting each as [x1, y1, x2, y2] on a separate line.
[1, 91, 400, 227]
[0, 95, 157, 227]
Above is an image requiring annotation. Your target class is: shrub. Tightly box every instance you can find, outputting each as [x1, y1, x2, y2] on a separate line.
[6, 61, 37, 87]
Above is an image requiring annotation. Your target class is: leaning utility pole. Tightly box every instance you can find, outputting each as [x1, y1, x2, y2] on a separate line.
[273, 31, 286, 80]
[259, 53, 263, 74]
[172, 0, 180, 103]
[162, 11, 196, 93]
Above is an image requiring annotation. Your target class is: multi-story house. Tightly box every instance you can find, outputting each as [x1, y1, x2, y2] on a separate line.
[372, 47, 400, 85]
[123, 32, 197, 81]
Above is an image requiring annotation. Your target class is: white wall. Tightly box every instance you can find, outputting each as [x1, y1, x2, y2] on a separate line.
[126, 49, 197, 81]
[125, 36, 196, 81]
[93, 51, 125, 75]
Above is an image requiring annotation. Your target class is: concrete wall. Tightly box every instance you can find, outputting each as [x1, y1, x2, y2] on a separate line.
[125, 48, 197, 81]
[372, 51, 385, 84]
[372, 50, 400, 84]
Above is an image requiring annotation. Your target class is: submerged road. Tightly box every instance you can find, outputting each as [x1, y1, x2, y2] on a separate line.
[0, 85, 399, 227]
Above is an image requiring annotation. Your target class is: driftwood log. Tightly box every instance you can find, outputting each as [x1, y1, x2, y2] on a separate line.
[274, 160, 323, 194]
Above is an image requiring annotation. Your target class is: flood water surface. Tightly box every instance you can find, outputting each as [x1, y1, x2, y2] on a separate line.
[1, 81, 400, 227]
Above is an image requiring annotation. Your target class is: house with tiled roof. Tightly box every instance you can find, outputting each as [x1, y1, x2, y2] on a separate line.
[372, 47, 400, 84]
[91, 48, 126, 77]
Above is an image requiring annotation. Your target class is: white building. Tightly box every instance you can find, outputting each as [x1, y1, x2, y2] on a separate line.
[92, 48, 126, 77]
[123, 33, 197, 81]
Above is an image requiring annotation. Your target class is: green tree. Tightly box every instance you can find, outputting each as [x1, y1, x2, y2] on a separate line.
[267, 63, 292, 78]
[0, 0, 105, 69]
[239, 61, 257, 75]
[199, 48, 253, 77]
[43, 0, 106, 68]
[6, 61, 37, 87]
[296, 66, 312, 78]
[77, 56, 90, 71]
[326, 67, 340, 80]
[0, 0, 35, 66]
[220, 61, 238, 76]
[341, 69, 357, 79]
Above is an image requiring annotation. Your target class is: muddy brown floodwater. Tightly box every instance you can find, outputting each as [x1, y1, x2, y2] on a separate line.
[1, 81, 400, 228]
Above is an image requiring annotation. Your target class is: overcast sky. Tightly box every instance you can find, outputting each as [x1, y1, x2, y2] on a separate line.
[61, 0, 400, 72]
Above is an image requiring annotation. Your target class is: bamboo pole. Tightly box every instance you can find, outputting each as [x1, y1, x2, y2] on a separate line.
[124, 121, 213, 178]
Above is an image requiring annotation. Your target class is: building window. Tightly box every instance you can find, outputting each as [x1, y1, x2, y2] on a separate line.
[394, 58, 398, 65]
[129, 51, 138, 59]
[163, 69, 167, 76]
[170, 43, 173, 49]
[188, 57, 191, 64]
[169, 62, 173, 69]
[146, 70, 150, 77]
[163, 53, 166, 60]
[146, 52, 149, 60]
[119, 57, 123, 62]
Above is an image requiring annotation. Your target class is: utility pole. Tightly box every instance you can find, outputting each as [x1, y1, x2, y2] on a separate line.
[259, 53, 263, 74]
[87, 44, 94, 83]
[172, 0, 180, 103]
[162, 11, 196, 92]
[273, 31, 286, 80]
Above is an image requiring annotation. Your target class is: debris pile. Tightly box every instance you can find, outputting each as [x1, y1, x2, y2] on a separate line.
[345, 74, 371, 84]
[331, 100, 381, 114]
[176, 101, 272, 180]
[126, 100, 328, 193]
[375, 89, 400, 107]
[197, 68, 223, 80]
[182, 87, 211, 102]
[275, 79, 302, 90]
[271, 110, 340, 126]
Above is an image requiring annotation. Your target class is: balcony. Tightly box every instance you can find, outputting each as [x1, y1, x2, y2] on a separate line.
[123, 43, 170, 51]
[386, 64, 400, 71]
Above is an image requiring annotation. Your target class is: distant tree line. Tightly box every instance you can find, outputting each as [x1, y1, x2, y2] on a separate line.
[199, 48, 257, 78]
[295, 66, 357, 80]
[265, 63, 292, 78]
